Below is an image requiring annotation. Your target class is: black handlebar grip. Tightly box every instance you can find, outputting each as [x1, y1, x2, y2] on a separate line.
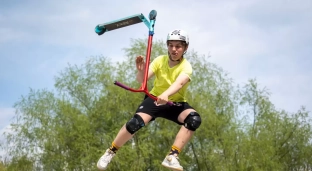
[149, 10, 157, 20]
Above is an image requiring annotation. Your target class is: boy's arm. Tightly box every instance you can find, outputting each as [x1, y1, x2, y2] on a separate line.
[161, 73, 190, 97]
[161, 62, 192, 97]
[136, 69, 154, 83]
[136, 56, 159, 83]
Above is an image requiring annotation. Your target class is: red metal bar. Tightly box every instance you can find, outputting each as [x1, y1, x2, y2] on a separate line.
[114, 33, 175, 106]
[141, 35, 153, 91]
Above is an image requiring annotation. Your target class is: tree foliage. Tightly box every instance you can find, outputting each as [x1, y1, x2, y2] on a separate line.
[1, 38, 312, 170]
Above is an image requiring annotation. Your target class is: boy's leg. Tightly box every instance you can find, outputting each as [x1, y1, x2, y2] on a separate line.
[171, 109, 200, 153]
[97, 95, 159, 170]
[97, 112, 152, 170]
[169, 126, 194, 156]
[162, 108, 202, 171]
[109, 112, 153, 150]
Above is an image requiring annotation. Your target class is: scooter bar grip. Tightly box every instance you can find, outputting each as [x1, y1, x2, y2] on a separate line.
[114, 81, 130, 90]
[167, 101, 174, 106]
[149, 10, 157, 20]
[95, 25, 106, 35]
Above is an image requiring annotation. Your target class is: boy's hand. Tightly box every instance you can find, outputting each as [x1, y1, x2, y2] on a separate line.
[155, 93, 169, 106]
[135, 56, 145, 72]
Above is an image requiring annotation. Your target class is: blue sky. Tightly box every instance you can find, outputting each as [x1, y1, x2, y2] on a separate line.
[0, 0, 312, 147]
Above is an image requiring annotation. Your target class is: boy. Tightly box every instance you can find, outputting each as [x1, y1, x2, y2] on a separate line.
[97, 29, 202, 171]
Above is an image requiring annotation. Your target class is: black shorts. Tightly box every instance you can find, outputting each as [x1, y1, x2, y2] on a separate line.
[135, 95, 195, 125]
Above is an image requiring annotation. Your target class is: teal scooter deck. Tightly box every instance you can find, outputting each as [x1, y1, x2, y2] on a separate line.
[95, 10, 156, 35]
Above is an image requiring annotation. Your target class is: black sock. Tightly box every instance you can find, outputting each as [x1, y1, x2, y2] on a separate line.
[109, 142, 120, 153]
[169, 145, 181, 156]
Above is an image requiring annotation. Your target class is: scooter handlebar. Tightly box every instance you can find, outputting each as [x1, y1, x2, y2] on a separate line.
[149, 10, 157, 20]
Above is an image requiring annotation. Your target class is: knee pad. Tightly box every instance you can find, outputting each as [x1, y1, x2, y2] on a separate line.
[184, 112, 202, 131]
[126, 114, 145, 134]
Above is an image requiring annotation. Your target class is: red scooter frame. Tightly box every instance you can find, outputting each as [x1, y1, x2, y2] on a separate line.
[95, 10, 174, 106]
[114, 35, 174, 106]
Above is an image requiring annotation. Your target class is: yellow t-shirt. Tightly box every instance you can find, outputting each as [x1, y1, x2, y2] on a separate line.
[149, 55, 192, 102]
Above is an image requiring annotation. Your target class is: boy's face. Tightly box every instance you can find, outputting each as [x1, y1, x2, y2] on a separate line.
[167, 41, 188, 61]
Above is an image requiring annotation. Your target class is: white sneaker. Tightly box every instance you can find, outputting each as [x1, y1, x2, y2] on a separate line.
[161, 154, 183, 171]
[97, 149, 115, 170]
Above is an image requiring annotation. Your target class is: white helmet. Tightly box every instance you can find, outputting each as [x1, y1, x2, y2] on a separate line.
[167, 29, 189, 45]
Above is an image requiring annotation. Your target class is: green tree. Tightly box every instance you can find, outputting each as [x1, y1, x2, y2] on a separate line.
[0, 159, 6, 171]
[237, 79, 312, 170]
[1, 38, 311, 171]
